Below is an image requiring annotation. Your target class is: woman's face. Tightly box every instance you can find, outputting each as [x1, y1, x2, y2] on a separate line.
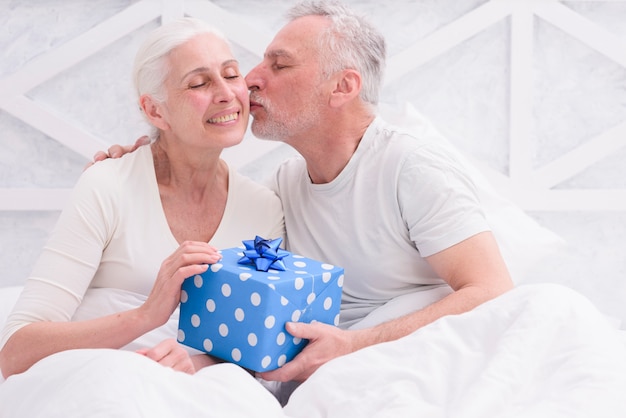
[157, 32, 249, 150]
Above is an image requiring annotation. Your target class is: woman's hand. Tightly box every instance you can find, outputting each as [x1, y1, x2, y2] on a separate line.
[136, 338, 196, 374]
[141, 241, 221, 328]
[137, 338, 222, 374]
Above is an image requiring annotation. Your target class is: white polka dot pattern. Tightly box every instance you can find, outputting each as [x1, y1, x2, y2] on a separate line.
[178, 245, 343, 372]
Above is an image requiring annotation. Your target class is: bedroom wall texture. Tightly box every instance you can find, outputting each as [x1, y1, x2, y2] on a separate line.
[1, 0, 625, 326]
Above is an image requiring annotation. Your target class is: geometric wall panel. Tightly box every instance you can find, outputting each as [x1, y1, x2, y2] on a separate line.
[533, 17, 626, 170]
[26, 23, 156, 145]
[2, 0, 625, 211]
[383, 18, 511, 176]
[1, 1, 625, 323]
[555, 146, 626, 189]
[0, 111, 84, 188]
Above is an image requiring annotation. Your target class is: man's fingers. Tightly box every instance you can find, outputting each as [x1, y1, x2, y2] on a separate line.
[107, 145, 126, 158]
[133, 136, 151, 150]
[285, 321, 319, 339]
[84, 151, 108, 171]
[92, 151, 109, 162]
[259, 354, 308, 382]
[87, 137, 150, 172]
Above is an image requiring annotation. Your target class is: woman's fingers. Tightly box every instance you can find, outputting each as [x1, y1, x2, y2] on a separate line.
[142, 241, 221, 325]
[137, 339, 196, 374]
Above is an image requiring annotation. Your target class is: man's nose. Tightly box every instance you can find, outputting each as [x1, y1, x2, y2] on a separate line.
[245, 65, 262, 90]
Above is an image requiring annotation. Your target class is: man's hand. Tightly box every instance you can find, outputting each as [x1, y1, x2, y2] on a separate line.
[84, 136, 150, 170]
[257, 322, 361, 382]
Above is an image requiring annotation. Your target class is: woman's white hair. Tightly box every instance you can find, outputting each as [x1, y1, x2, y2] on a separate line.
[286, 0, 386, 107]
[132, 17, 227, 104]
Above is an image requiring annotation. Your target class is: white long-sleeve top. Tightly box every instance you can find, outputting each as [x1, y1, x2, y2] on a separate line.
[1, 145, 285, 349]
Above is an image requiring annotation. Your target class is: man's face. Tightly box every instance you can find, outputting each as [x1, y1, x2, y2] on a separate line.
[245, 16, 331, 144]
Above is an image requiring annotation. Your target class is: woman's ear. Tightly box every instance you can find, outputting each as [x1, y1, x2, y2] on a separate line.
[329, 69, 362, 108]
[140, 95, 170, 131]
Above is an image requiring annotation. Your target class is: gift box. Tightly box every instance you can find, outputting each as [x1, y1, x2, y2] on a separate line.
[177, 236, 344, 372]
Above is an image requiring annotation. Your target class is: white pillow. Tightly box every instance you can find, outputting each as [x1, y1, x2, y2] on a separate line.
[378, 102, 567, 284]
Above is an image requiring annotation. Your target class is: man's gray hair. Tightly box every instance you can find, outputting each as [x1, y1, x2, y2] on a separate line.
[286, 0, 386, 106]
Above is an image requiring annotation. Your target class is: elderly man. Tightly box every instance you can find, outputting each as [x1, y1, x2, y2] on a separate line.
[243, 0, 513, 383]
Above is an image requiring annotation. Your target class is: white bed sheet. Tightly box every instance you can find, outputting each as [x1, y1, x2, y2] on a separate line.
[1, 284, 625, 417]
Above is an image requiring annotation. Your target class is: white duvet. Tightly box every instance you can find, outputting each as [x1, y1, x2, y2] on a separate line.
[1, 284, 625, 417]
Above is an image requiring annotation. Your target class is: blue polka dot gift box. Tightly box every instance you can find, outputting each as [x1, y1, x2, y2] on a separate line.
[178, 236, 344, 372]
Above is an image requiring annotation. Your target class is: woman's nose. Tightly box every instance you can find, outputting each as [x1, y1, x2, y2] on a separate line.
[214, 78, 236, 102]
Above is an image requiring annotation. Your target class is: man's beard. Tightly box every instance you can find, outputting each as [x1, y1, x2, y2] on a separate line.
[250, 94, 321, 143]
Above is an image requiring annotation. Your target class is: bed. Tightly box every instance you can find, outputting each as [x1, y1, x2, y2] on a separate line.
[1, 283, 625, 417]
[1, 106, 625, 417]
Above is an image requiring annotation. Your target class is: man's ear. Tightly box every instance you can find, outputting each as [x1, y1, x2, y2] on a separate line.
[329, 69, 362, 108]
[140, 95, 170, 131]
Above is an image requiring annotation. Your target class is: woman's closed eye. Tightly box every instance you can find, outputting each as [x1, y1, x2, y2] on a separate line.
[190, 74, 240, 89]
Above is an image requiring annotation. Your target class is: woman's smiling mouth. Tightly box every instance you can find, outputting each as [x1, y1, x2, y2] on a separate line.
[207, 112, 238, 124]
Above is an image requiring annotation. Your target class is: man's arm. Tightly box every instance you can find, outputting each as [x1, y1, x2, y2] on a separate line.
[364, 230, 513, 340]
[257, 231, 514, 382]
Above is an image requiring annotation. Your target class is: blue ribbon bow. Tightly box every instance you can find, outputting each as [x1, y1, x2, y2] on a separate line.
[238, 236, 290, 272]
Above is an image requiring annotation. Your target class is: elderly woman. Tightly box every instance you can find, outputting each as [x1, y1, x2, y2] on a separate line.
[0, 18, 284, 378]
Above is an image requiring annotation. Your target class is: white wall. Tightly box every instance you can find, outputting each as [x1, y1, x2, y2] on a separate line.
[1, 0, 625, 323]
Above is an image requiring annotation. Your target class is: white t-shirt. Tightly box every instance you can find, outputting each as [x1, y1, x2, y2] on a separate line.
[1, 145, 284, 349]
[270, 117, 489, 328]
